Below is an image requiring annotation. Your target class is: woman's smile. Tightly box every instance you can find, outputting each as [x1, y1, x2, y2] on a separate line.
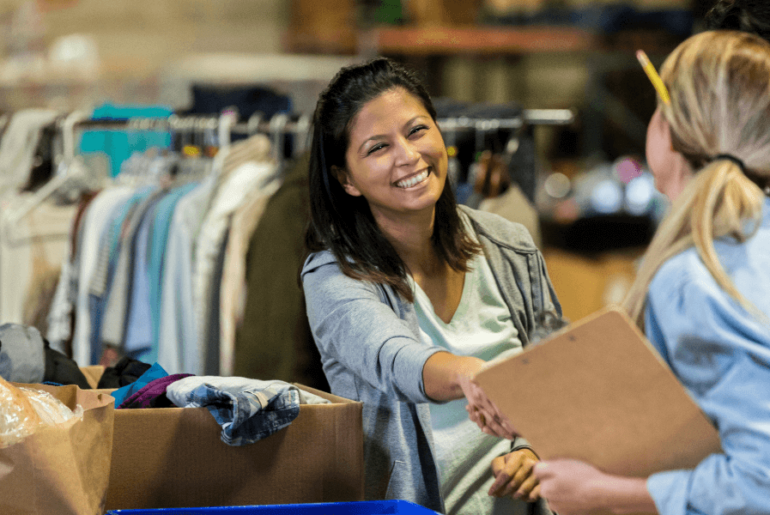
[395, 167, 432, 189]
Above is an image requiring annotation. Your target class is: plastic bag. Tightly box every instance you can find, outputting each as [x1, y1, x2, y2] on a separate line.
[0, 377, 82, 448]
[21, 386, 83, 425]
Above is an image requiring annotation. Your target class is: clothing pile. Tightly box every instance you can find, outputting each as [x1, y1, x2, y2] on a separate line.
[101, 357, 329, 446]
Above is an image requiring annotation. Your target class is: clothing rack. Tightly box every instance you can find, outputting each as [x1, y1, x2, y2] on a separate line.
[70, 109, 574, 202]
[71, 109, 575, 136]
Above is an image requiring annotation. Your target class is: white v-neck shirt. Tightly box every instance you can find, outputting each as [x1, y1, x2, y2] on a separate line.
[411, 237, 527, 515]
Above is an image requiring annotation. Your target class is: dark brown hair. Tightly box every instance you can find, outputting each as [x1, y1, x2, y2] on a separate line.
[705, 0, 770, 42]
[305, 58, 481, 302]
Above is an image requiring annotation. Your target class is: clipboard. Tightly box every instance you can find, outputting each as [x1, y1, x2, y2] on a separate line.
[475, 306, 722, 479]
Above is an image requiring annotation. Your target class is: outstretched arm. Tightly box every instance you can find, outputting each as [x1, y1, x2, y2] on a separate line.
[421, 351, 485, 401]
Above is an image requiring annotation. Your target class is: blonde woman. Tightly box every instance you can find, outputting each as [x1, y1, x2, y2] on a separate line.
[468, 30, 770, 515]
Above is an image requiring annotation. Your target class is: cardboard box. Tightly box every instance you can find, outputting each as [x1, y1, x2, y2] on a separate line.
[101, 384, 364, 510]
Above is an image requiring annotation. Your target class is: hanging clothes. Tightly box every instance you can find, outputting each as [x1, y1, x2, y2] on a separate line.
[100, 187, 167, 351]
[218, 177, 280, 376]
[157, 134, 276, 374]
[0, 194, 76, 330]
[234, 153, 329, 391]
[0, 109, 58, 195]
[88, 185, 156, 364]
[141, 181, 200, 364]
[48, 132, 280, 373]
[57, 187, 134, 367]
[42, 119, 318, 386]
[46, 189, 100, 355]
[158, 175, 217, 374]
[193, 135, 276, 375]
[49, 152, 186, 366]
[0, 110, 82, 335]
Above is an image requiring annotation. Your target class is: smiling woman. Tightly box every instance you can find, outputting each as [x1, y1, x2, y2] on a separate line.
[304, 59, 479, 305]
[336, 88, 448, 220]
[301, 58, 564, 515]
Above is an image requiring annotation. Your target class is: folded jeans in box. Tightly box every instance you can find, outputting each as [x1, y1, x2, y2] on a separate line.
[102, 383, 364, 510]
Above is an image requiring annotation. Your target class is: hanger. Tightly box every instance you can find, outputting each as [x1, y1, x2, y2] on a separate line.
[5, 110, 92, 228]
[247, 112, 263, 137]
[269, 113, 290, 163]
[293, 113, 311, 158]
[218, 110, 237, 149]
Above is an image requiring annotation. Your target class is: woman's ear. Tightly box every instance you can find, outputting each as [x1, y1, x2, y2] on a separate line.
[332, 165, 362, 197]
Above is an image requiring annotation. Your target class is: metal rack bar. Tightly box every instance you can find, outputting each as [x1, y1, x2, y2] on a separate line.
[71, 109, 575, 134]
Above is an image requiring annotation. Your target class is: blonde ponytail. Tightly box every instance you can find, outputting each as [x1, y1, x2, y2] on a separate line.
[623, 30, 770, 329]
[623, 161, 764, 327]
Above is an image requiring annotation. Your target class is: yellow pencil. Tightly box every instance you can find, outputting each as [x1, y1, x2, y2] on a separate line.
[637, 50, 671, 105]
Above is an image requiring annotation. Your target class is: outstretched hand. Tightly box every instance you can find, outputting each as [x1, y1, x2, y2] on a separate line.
[458, 373, 518, 440]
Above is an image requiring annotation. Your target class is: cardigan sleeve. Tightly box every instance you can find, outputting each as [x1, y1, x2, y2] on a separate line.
[302, 254, 444, 404]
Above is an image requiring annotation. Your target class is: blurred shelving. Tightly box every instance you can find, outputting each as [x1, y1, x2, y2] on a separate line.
[362, 25, 598, 54]
[286, 24, 600, 55]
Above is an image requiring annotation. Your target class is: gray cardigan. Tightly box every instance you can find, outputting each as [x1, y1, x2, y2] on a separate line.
[301, 206, 562, 514]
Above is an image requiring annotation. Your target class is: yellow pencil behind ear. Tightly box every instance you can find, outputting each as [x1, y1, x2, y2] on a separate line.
[637, 50, 671, 105]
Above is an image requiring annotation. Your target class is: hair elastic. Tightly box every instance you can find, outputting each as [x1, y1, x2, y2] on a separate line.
[714, 154, 770, 196]
[714, 153, 747, 173]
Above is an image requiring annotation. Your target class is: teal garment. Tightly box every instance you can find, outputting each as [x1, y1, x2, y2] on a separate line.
[79, 104, 173, 177]
[110, 362, 169, 407]
[146, 181, 200, 363]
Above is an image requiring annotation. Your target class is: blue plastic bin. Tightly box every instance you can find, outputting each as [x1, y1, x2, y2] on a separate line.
[105, 500, 439, 515]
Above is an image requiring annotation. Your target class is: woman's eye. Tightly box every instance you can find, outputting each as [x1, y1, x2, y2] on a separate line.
[367, 143, 386, 155]
[409, 125, 427, 136]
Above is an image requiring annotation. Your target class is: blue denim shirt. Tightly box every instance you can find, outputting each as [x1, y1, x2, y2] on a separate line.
[166, 376, 318, 446]
[301, 206, 562, 513]
[645, 198, 770, 515]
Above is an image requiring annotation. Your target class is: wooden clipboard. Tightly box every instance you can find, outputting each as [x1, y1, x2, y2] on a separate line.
[475, 306, 722, 479]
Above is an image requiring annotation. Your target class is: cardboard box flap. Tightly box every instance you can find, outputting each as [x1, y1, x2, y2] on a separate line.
[18, 382, 114, 412]
[475, 307, 722, 479]
[80, 365, 105, 389]
[293, 383, 359, 404]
